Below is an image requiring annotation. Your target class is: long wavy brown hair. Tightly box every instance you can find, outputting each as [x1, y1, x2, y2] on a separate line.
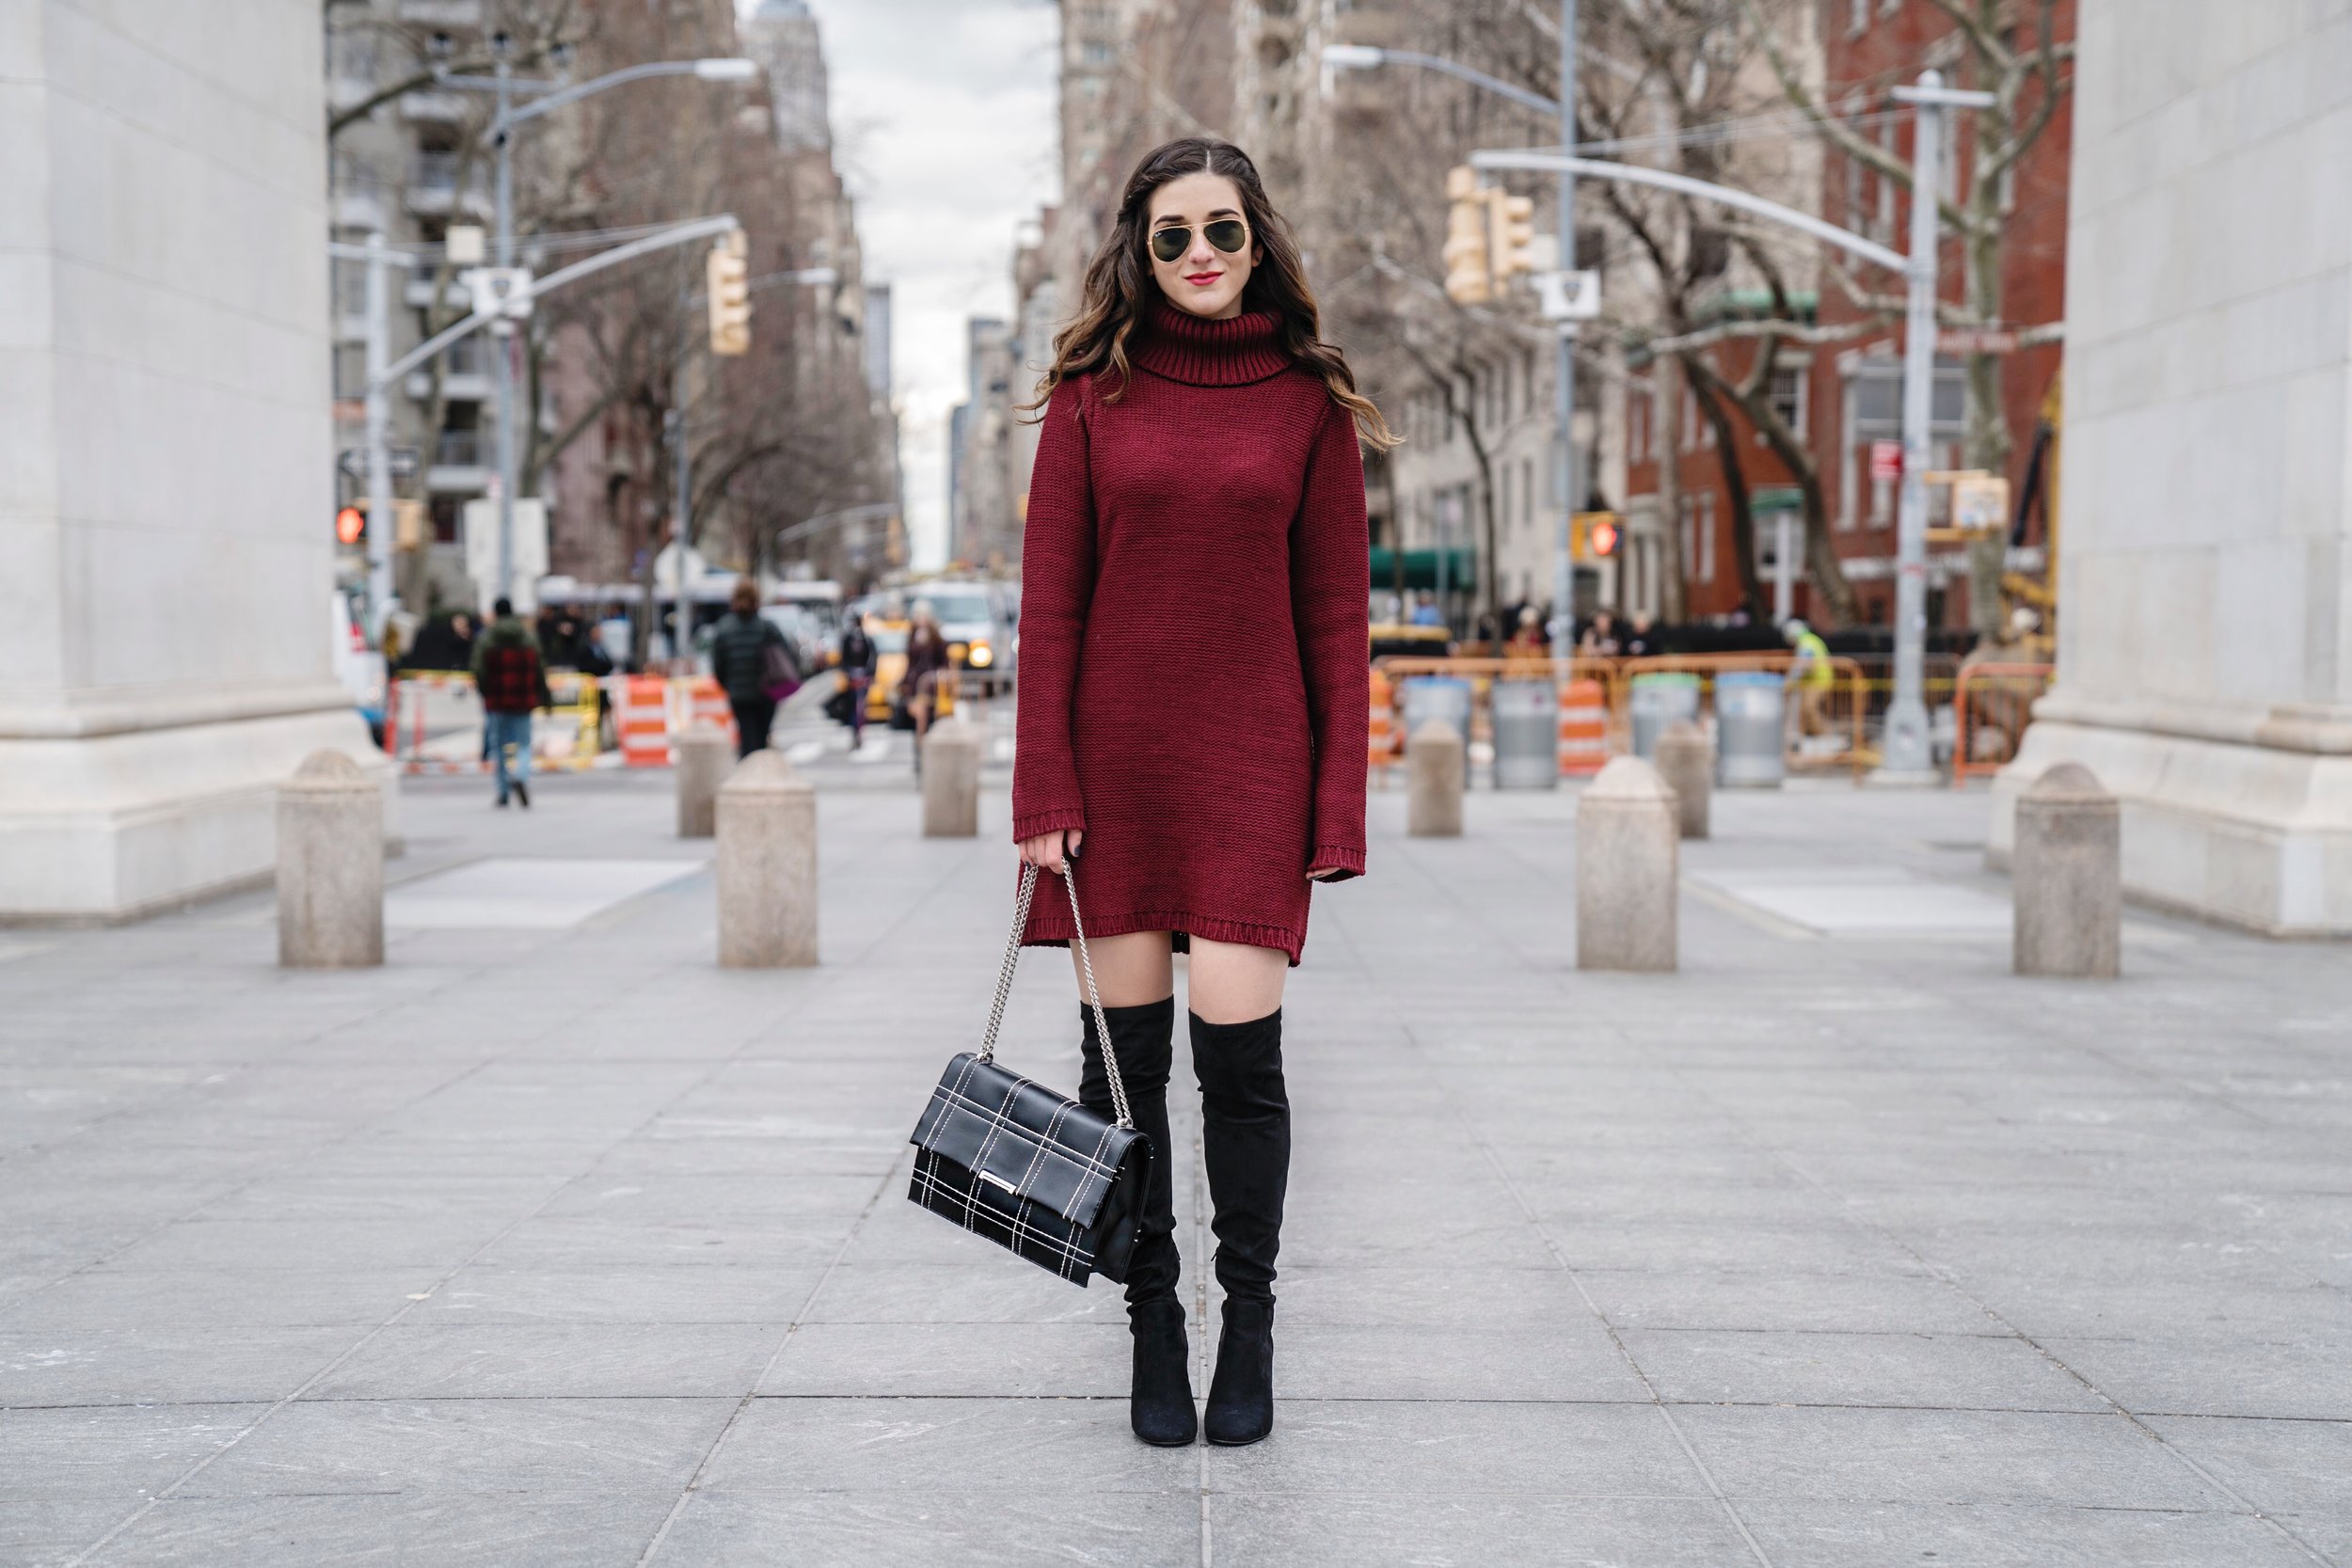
[1023, 136, 1398, 450]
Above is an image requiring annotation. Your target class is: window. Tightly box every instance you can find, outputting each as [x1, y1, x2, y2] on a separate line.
[1849, 0, 1868, 35]
[1523, 459, 1534, 529]
[1844, 152, 1864, 235]
[1699, 493, 1717, 582]
[1499, 466, 1512, 540]
[1769, 365, 1806, 433]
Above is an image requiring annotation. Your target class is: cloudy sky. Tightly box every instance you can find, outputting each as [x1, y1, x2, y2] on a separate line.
[754, 0, 1060, 569]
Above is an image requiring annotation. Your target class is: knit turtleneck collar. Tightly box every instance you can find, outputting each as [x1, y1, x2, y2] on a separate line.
[1128, 297, 1295, 387]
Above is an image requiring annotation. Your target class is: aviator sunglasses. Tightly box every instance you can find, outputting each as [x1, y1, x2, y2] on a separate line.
[1149, 217, 1250, 264]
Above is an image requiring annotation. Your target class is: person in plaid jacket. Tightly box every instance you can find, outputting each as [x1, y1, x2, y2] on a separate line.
[469, 596, 552, 808]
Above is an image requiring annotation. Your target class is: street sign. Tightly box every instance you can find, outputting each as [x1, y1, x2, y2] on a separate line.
[1952, 472, 2010, 531]
[1938, 326, 2021, 355]
[338, 447, 419, 481]
[463, 265, 533, 321]
[1534, 269, 1601, 322]
[1870, 439, 1903, 482]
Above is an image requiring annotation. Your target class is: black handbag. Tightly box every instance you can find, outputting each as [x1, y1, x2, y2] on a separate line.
[906, 855, 1149, 1286]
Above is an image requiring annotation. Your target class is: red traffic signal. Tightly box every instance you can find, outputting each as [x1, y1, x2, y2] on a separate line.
[335, 506, 366, 546]
[1588, 518, 1619, 557]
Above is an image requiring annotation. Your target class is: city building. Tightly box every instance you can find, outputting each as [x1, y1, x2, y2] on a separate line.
[325, 0, 504, 613]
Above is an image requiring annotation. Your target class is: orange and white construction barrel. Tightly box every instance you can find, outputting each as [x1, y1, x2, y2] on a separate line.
[1557, 677, 1608, 777]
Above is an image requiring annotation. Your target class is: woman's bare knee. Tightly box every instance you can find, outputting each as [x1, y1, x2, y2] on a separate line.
[1074, 929, 1173, 1006]
[1184, 936, 1287, 1024]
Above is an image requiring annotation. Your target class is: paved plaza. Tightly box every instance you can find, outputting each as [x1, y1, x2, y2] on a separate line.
[4, 725, 2349, 1566]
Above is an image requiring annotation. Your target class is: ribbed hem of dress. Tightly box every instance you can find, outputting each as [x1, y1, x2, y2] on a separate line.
[1128, 300, 1295, 387]
[1023, 906, 1306, 967]
[1310, 845, 1367, 881]
[1010, 807, 1087, 842]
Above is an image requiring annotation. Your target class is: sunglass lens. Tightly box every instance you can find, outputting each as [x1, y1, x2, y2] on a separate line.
[1150, 229, 1190, 262]
[1205, 220, 1248, 253]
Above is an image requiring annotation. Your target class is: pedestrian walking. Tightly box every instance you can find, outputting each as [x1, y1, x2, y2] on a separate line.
[470, 595, 549, 808]
[708, 579, 800, 758]
[900, 603, 950, 770]
[1012, 135, 1386, 1449]
[837, 613, 877, 751]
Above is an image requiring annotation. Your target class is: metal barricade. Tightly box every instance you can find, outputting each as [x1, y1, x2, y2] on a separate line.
[1952, 661, 2054, 785]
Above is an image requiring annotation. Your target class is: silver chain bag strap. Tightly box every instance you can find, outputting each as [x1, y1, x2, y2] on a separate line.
[904, 853, 1149, 1286]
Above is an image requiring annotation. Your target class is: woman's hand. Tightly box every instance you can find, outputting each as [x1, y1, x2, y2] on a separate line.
[1019, 829, 1083, 873]
[1306, 865, 1343, 880]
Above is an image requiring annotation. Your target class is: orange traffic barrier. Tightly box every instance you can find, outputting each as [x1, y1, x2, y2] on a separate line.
[1367, 668, 1397, 770]
[687, 675, 734, 743]
[1952, 661, 2053, 784]
[1557, 678, 1608, 776]
[619, 675, 670, 768]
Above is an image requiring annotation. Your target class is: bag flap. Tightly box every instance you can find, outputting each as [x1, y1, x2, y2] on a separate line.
[911, 1053, 1142, 1229]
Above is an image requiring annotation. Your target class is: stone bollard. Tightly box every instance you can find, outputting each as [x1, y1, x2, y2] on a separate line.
[717, 750, 818, 967]
[2013, 762, 2121, 978]
[1406, 719, 1465, 837]
[278, 751, 384, 969]
[922, 719, 981, 837]
[1654, 721, 1712, 840]
[1577, 755, 1678, 973]
[675, 726, 734, 839]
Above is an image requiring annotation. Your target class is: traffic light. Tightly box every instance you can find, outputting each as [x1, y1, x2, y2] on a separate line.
[1486, 187, 1538, 279]
[1572, 511, 1620, 562]
[707, 230, 751, 356]
[335, 506, 366, 546]
[1442, 166, 1491, 306]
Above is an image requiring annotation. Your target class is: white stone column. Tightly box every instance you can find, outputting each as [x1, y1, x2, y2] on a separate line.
[717, 751, 818, 968]
[277, 752, 384, 969]
[0, 2, 393, 920]
[1990, 1, 2352, 935]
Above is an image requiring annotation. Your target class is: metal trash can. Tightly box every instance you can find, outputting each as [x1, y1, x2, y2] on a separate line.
[1716, 671, 1786, 787]
[1398, 676, 1473, 748]
[1490, 678, 1558, 789]
[1629, 672, 1701, 760]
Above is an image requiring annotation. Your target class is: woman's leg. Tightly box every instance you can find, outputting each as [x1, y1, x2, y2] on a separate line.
[1073, 932, 1178, 1301]
[1070, 931, 1192, 1445]
[1184, 937, 1291, 1447]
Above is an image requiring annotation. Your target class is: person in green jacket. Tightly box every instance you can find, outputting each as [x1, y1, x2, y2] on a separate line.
[1784, 618, 1834, 740]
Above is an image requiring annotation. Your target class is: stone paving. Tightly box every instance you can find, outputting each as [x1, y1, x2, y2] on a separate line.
[3, 733, 2349, 1566]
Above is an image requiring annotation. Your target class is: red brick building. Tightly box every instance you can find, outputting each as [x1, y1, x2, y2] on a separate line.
[1624, 0, 2074, 631]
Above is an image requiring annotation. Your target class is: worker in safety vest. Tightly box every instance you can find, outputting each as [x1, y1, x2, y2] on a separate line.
[1784, 619, 1834, 739]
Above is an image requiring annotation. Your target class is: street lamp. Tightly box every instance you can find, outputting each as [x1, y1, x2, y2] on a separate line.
[1325, 8, 1581, 656]
[436, 55, 761, 603]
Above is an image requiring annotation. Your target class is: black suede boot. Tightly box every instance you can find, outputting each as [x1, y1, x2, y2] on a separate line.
[1203, 1297, 1275, 1446]
[1078, 998, 1193, 1443]
[1190, 1008, 1288, 1447]
[1128, 1296, 1197, 1446]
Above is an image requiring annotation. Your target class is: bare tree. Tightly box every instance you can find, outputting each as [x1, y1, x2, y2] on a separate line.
[1741, 0, 2072, 635]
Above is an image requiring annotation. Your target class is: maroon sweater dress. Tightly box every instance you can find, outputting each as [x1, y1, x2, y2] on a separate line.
[1011, 301, 1371, 965]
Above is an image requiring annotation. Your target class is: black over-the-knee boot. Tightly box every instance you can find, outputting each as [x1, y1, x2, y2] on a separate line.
[1190, 1007, 1288, 1446]
[1079, 998, 1194, 1445]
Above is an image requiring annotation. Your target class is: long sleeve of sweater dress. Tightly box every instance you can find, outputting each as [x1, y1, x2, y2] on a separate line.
[1009, 378, 1094, 844]
[1010, 303, 1371, 964]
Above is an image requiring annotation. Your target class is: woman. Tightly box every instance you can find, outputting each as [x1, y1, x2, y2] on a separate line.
[900, 602, 950, 768]
[709, 578, 797, 757]
[1013, 136, 1391, 1449]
